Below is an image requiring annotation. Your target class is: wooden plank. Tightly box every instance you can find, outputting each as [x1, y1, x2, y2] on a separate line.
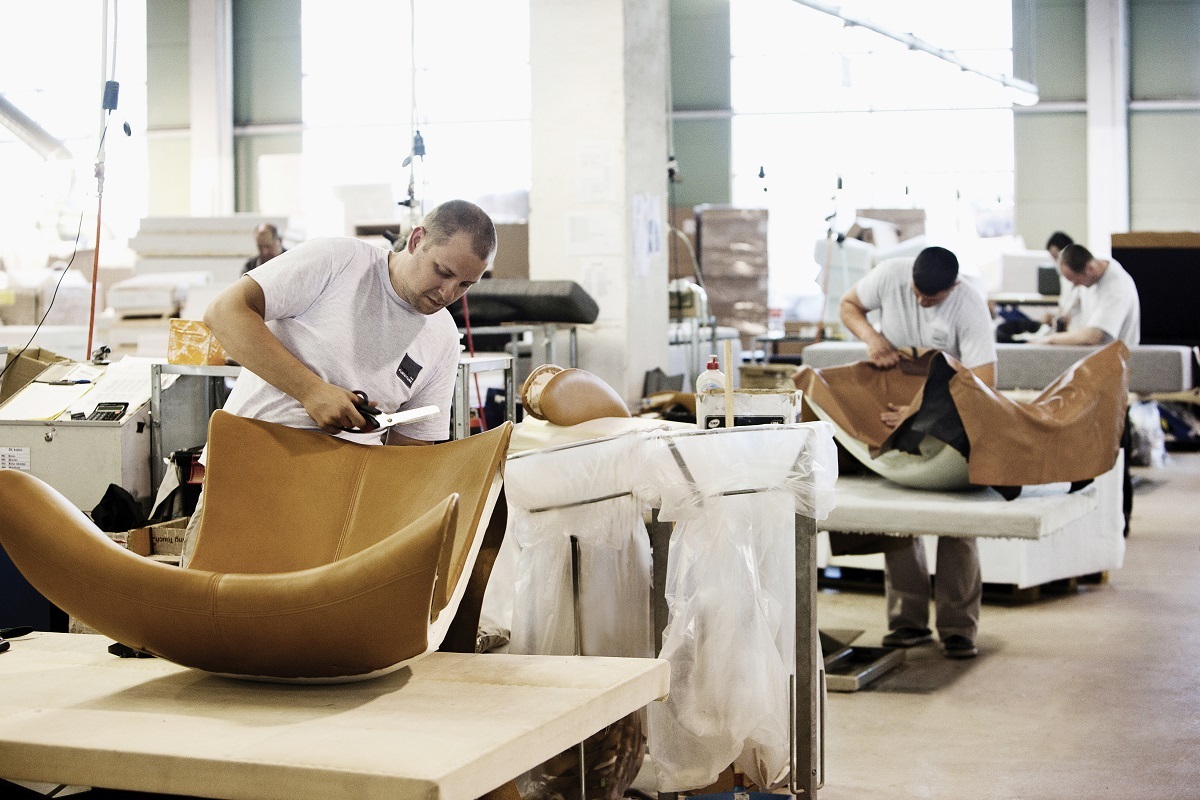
[0, 633, 668, 800]
[1111, 231, 1200, 249]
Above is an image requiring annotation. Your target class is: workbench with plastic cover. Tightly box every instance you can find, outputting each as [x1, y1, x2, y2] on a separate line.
[483, 418, 839, 800]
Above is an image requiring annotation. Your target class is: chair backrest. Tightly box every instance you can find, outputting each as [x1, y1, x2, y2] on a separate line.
[189, 411, 512, 626]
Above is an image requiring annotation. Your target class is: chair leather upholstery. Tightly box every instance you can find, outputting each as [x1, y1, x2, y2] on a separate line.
[520, 364, 630, 426]
[0, 411, 512, 682]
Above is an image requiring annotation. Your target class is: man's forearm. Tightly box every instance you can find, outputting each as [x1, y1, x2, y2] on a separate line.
[205, 291, 324, 404]
[1040, 327, 1107, 346]
[840, 300, 883, 347]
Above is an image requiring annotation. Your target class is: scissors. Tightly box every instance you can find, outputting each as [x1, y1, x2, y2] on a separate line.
[342, 390, 440, 434]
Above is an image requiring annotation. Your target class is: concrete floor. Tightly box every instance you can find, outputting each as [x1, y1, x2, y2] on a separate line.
[813, 451, 1200, 800]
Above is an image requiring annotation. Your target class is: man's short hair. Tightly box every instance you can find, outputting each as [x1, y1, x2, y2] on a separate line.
[420, 200, 497, 263]
[912, 246, 959, 295]
[255, 223, 281, 240]
[1059, 243, 1093, 274]
[1045, 231, 1074, 252]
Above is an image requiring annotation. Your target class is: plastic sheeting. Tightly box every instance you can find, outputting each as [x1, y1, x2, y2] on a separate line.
[504, 431, 655, 658]
[491, 422, 838, 792]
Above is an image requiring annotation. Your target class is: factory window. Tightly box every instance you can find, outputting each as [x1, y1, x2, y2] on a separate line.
[0, 1, 147, 270]
[730, 0, 1019, 313]
[300, 0, 531, 235]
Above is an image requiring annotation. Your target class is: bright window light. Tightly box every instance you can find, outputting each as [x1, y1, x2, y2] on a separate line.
[731, 0, 1020, 313]
[300, 0, 531, 235]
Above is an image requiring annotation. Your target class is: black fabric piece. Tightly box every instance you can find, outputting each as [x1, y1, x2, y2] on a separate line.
[1121, 411, 1133, 537]
[996, 318, 1043, 343]
[1069, 479, 1094, 493]
[90, 483, 147, 533]
[990, 485, 1023, 501]
[448, 279, 600, 326]
[885, 353, 971, 459]
[827, 531, 911, 555]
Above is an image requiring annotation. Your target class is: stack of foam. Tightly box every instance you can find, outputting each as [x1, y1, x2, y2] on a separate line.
[128, 214, 301, 288]
[102, 215, 302, 357]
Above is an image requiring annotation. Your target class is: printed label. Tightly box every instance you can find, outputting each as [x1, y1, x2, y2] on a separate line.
[0, 447, 31, 470]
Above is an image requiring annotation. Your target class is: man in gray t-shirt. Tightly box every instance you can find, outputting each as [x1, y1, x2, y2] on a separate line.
[180, 201, 496, 566]
[206, 200, 496, 444]
[839, 246, 997, 659]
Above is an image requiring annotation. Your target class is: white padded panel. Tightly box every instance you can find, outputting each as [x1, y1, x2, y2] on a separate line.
[822, 456, 1122, 541]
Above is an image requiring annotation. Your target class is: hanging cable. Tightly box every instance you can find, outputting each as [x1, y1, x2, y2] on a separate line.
[397, 0, 425, 225]
[458, 294, 488, 432]
[88, 0, 121, 360]
[0, 210, 88, 383]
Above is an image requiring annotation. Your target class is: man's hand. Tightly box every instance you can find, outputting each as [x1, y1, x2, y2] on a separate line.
[840, 288, 900, 369]
[880, 402, 908, 429]
[866, 334, 901, 369]
[299, 383, 375, 434]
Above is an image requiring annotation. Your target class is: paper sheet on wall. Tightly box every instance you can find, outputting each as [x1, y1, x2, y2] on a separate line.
[566, 211, 621, 257]
[632, 193, 663, 279]
[580, 258, 622, 321]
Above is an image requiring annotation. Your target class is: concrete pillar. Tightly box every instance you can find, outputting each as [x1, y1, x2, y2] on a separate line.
[529, 0, 671, 403]
[189, 0, 234, 215]
[1086, 0, 1130, 255]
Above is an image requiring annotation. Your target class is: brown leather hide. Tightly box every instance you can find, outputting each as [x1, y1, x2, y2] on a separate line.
[793, 351, 937, 454]
[794, 342, 1129, 487]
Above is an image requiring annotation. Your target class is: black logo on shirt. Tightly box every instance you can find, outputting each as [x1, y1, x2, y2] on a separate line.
[396, 354, 422, 387]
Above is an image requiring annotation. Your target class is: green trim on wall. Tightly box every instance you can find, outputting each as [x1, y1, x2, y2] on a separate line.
[670, 0, 732, 206]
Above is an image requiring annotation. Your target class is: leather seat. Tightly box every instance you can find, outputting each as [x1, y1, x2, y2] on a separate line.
[0, 411, 512, 682]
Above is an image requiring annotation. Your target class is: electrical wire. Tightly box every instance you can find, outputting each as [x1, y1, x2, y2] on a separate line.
[0, 207, 89, 383]
[88, 0, 121, 359]
[458, 293, 488, 432]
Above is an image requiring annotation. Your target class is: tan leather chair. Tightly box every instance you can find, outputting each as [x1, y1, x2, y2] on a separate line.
[0, 411, 512, 682]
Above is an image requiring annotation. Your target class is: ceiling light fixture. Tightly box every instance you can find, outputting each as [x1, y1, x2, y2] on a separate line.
[788, 0, 1040, 107]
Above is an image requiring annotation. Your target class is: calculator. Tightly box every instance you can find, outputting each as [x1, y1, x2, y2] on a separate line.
[87, 402, 129, 421]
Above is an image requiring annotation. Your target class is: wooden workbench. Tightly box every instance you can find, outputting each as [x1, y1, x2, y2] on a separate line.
[0, 633, 668, 800]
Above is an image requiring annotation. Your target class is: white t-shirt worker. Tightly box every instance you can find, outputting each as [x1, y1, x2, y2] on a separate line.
[222, 236, 463, 445]
[846, 249, 998, 392]
[831, 245, 997, 661]
[1039, 244, 1140, 347]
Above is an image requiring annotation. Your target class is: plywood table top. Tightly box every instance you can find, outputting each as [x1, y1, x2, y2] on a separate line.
[0, 633, 669, 800]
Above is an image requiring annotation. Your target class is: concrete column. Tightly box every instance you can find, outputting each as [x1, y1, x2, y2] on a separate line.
[529, 0, 671, 403]
[189, 0, 234, 215]
[1086, 0, 1130, 255]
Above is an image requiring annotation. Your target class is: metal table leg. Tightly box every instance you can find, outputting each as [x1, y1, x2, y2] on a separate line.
[792, 513, 822, 798]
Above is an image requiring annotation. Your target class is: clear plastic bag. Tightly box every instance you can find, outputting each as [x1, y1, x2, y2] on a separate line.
[489, 422, 840, 792]
[640, 423, 837, 791]
[503, 432, 654, 658]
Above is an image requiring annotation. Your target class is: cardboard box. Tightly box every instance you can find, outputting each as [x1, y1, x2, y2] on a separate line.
[696, 388, 801, 429]
[167, 319, 227, 366]
[739, 364, 798, 390]
[0, 286, 41, 326]
[145, 517, 190, 556]
[0, 347, 71, 405]
[105, 527, 153, 557]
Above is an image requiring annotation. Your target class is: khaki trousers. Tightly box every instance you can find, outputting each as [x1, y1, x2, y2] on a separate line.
[884, 535, 981, 641]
